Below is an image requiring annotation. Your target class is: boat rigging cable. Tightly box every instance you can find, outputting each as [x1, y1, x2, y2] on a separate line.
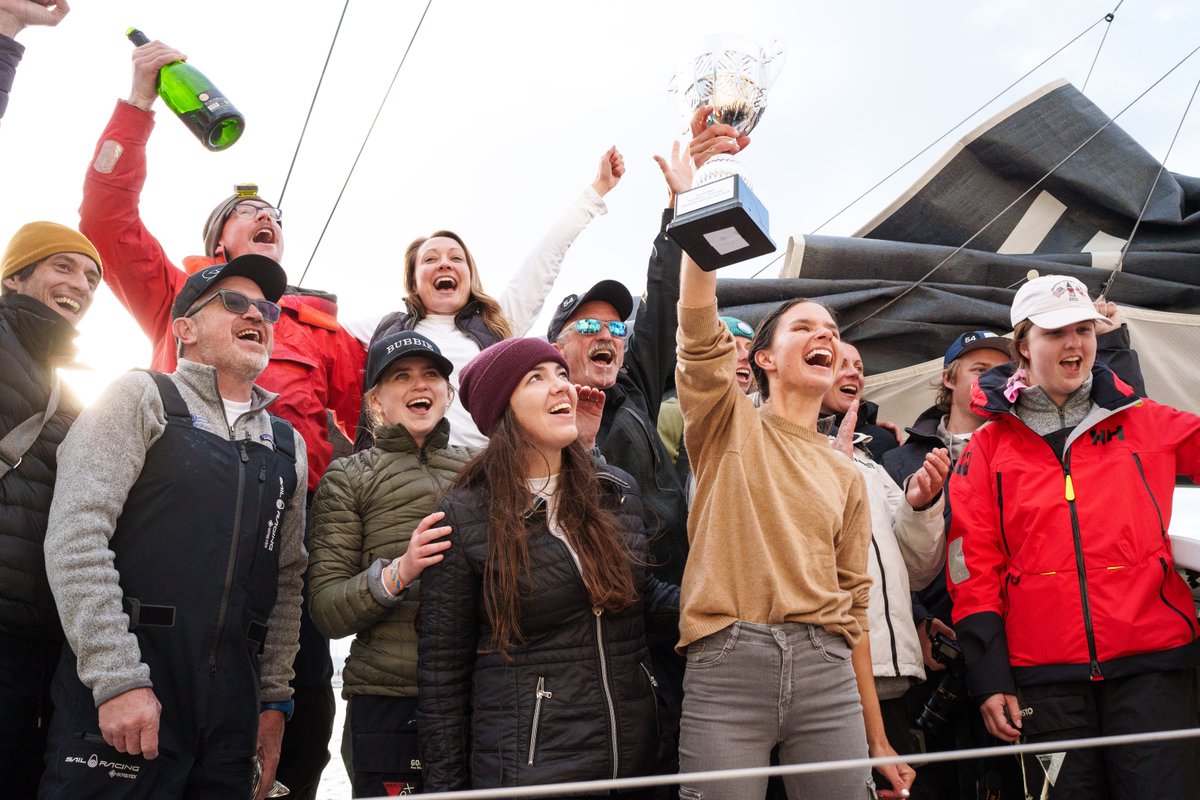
[750, 2, 1124, 280]
[1082, 1, 1124, 94]
[1098, 56, 1200, 301]
[841, 46, 1200, 335]
[298, 0, 435, 286]
[277, 0, 350, 210]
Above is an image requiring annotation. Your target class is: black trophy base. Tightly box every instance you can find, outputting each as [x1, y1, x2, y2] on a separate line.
[667, 174, 776, 271]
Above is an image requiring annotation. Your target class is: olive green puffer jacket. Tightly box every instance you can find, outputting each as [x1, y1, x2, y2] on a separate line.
[309, 419, 473, 697]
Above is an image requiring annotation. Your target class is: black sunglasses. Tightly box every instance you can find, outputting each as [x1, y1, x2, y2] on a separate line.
[186, 289, 281, 323]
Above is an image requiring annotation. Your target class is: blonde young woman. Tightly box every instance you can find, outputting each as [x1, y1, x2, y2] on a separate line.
[309, 331, 471, 797]
[350, 148, 626, 449]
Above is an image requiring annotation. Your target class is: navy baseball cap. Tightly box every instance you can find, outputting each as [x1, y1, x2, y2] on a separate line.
[547, 279, 634, 341]
[366, 331, 454, 389]
[171, 254, 287, 320]
[943, 330, 1008, 367]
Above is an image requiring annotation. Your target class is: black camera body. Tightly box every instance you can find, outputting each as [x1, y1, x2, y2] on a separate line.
[915, 633, 969, 737]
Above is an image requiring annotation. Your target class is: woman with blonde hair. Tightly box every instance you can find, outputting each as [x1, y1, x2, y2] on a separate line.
[309, 331, 472, 797]
[350, 148, 626, 448]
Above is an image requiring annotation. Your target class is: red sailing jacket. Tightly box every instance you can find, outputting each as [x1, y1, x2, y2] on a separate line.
[947, 362, 1200, 697]
[80, 101, 364, 492]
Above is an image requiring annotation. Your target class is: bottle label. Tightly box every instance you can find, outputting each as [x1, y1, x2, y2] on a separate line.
[197, 91, 232, 113]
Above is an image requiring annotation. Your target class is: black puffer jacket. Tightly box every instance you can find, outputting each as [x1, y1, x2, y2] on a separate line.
[417, 464, 679, 792]
[0, 293, 80, 639]
[600, 209, 688, 586]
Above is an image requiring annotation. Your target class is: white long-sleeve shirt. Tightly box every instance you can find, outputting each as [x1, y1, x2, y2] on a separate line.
[344, 187, 608, 447]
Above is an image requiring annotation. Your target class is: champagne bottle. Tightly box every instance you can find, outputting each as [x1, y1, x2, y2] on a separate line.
[127, 28, 244, 152]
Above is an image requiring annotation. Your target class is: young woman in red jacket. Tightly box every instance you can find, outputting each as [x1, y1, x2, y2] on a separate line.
[947, 274, 1200, 800]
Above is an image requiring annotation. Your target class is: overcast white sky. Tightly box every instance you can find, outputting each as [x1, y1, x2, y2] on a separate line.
[2, 1, 1198, 403]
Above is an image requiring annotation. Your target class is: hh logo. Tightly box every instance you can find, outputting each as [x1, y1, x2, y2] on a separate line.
[1089, 426, 1124, 446]
[953, 451, 972, 477]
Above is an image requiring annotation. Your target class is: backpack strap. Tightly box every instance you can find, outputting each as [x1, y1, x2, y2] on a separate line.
[0, 372, 60, 479]
[143, 370, 192, 425]
[270, 415, 296, 463]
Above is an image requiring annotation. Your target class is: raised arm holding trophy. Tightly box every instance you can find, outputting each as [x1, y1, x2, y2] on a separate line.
[667, 35, 785, 270]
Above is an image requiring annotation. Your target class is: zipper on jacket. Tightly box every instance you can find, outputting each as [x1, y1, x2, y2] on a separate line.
[593, 607, 620, 778]
[995, 473, 1012, 557]
[639, 662, 661, 738]
[1063, 454, 1102, 680]
[1131, 454, 1166, 540]
[550, 530, 625, 779]
[1159, 557, 1197, 638]
[210, 442, 249, 676]
[870, 536, 900, 675]
[639, 661, 658, 689]
[1002, 572, 1018, 609]
[527, 676, 552, 766]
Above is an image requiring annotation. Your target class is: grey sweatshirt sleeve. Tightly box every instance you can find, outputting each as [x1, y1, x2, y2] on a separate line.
[45, 372, 167, 706]
[259, 430, 309, 703]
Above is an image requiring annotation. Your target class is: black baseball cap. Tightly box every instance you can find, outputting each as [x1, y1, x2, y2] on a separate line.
[546, 279, 634, 341]
[942, 330, 1008, 367]
[366, 331, 454, 389]
[171, 254, 288, 320]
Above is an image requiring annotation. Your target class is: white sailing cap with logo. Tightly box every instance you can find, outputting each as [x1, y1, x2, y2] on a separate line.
[1010, 275, 1108, 329]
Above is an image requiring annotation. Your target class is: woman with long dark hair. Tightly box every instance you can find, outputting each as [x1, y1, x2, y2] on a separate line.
[416, 337, 677, 795]
[308, 331, 472, 797]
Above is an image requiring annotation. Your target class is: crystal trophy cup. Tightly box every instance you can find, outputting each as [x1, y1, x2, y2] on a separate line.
[666, 35, 785, 270]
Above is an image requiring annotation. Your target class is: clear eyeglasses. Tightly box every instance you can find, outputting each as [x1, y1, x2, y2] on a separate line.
[231, 203, 283, 222]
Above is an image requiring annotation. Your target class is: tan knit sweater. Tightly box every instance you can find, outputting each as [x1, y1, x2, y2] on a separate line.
[675, 301, 872, 650]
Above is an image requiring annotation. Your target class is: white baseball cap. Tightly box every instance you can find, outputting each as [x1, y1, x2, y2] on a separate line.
[1010, 275, 1109, 329]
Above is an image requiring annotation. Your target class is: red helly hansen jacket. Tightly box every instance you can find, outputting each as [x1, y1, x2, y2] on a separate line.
[80, 101, 364, 492]
[947, 362, 1200, 698]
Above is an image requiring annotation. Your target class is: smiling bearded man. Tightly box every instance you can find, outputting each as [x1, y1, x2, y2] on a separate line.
[42, 255, 309, 800]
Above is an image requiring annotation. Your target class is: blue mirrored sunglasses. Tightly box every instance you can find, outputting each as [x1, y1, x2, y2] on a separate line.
[187, 289, 281, 323]
[571, 318, 627, 337]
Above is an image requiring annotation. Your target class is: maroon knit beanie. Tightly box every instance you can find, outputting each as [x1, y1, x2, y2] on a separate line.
[459, 338, 569, 437]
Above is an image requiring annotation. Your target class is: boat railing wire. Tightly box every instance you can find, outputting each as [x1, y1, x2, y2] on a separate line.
[356, 726, 1200, 799]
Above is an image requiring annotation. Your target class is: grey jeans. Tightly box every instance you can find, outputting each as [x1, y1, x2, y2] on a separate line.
[678, 621, 875, 800]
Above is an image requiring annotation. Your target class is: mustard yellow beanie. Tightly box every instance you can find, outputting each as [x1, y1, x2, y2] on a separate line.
[1, 221, 103, 280]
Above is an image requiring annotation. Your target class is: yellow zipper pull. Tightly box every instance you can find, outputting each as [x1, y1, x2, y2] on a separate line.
[1065, 474, 1075, 502]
